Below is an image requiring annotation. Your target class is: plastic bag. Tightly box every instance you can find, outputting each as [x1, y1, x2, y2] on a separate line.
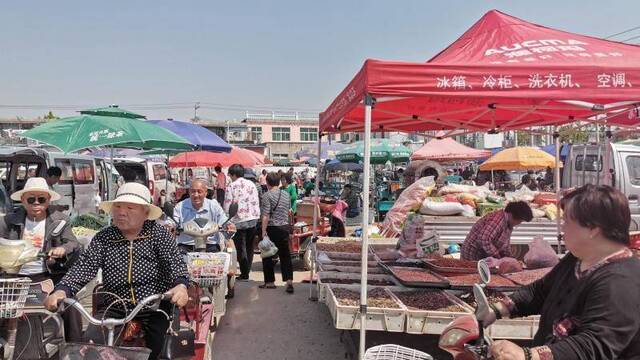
[524, 235, 559, 269]
[461, 204, 476, 217]
[438, 183, 491, 199]
[457, 193, 480, 208]
[531, 207, 546, 218]
[498, 257, 523, 274]
[419, 199, 464, 216]
[505, 186, 536, 202]
[397, 213, 425, 258]
[382, 177, 435, 234]
[542, 204, 559, 220]
[415, 230, 440, 258]
[317, 252, 331, 264]
[259, 236, 278, 258]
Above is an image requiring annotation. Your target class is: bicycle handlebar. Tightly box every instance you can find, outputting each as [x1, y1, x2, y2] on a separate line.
[59, 293, 172, 328]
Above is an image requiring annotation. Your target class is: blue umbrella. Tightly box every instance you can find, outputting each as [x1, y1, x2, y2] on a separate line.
[147, 119, 232, 153]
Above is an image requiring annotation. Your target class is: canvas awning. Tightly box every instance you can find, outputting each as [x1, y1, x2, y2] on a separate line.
[320, 10, 640, 136]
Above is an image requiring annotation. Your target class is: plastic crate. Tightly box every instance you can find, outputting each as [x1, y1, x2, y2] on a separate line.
[486, 316, 540, 340]
[325, 285, 406, 332]
[317, 272, 400, 303]
[389, 289, 471, 334]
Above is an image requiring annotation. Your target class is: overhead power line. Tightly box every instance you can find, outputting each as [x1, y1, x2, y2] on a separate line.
[604, 25, 640, 39]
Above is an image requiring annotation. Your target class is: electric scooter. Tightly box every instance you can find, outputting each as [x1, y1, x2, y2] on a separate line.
[176, 203, 238, 359]
[0, 239, 65, 360]
[363, 260, 495, 360]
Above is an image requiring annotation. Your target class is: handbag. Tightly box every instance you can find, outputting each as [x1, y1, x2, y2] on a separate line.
[159, 306, 195, 359]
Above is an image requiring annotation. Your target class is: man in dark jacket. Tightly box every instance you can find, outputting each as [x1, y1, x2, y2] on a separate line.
[0, 177, 82, 346]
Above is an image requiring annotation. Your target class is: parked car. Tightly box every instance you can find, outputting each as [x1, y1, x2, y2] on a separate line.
[0, 147, 114, 216]
[113, 157, 176, 206]
[563, 142, 640, 230]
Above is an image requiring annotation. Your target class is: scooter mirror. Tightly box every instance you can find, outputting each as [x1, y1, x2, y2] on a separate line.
[228, 202, 239, 219]
[477, 259, 491, 285]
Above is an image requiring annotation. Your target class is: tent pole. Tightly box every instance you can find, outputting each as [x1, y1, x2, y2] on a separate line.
[309, 135, 323, 301]
[604, 126, 612, 186]
[359, 94, 373, 360]
[554, 129, 562, 254]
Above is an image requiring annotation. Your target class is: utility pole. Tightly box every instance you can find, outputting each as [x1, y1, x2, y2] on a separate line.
[193, 102, 200, 122]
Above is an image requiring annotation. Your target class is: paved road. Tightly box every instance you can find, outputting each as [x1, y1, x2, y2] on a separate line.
[212, 259, 457, 360]
[212, 260, 349, 360]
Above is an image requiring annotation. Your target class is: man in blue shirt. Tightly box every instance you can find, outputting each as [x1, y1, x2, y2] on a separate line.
[173, 179, 235, 252]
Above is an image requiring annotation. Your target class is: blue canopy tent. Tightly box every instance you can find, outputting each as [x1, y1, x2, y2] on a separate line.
[147, 119, 232, 152]
[542, 144, 571, 161]
[324, 159, 364, 172]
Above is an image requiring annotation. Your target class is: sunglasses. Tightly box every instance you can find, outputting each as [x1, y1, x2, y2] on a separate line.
[26, 196, 48, 205]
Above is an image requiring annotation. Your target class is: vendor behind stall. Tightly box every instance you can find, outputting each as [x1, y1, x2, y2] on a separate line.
[461, 201, 533, 261]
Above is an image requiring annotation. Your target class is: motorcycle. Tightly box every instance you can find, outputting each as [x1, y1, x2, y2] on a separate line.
[364, 260, 495, 360]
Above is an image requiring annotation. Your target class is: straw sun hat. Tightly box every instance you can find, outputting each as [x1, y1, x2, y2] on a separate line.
[11, 177, 61, 202]
[99, 182, 163, 220]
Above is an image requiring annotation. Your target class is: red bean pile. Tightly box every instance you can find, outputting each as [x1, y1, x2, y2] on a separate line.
[332, 287, 399, 308]
[325, 266, 386, 274]
[457, 289, 508, 308]
[317, 241, 361, 253]
[383, 261, 425, 268]
[390, 267, 446, 284]
[503, 267, 552, 286]
[322, 277, 394, 286]
[446, 273, 516, 288]
[430, 258, 478, 269]
[393, 290, 466, 312]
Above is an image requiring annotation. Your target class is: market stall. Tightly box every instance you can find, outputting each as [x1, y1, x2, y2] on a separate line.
[315, 9, 640, 358]
[315, 238, 543, 340]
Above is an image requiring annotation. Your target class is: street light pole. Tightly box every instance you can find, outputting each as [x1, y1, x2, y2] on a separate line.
[193, 102, 200, 122]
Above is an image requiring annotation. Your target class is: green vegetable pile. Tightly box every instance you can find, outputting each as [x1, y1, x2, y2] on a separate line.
[72, 213, 108, 231]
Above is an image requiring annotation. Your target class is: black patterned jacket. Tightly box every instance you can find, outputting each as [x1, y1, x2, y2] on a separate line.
[56, 220, 188, 309]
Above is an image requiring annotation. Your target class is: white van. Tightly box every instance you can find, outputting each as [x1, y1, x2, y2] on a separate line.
[563, 142, 640, 229]
[0, 147, 114, 216]
[113, 157, 176, 206]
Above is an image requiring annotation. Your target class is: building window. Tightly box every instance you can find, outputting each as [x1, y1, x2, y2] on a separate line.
[272, 153, 289, 160]
[251, 127, 262, 142]
[340, 133, 349, 142]
[300, 127, 318, 142]
[272, 127, 290, 141]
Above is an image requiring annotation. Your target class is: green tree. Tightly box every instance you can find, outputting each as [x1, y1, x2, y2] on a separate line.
[44, 111, 59, 122]
[558, 125, 590, 144]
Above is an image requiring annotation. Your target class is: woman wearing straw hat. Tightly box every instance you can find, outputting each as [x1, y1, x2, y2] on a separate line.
[0, 177, 83, 348]
[44, 182, 189, 359]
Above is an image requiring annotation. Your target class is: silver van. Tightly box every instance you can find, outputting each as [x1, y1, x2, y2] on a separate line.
[563, 142, 640, 229]
[0, 147, 113, 216]
[113, 157, 176, 206]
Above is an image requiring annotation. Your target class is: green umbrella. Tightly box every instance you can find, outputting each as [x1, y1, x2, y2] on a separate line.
[21, 115, 193, 153]
[336, 139, 411, 164]
[79, 105, 146, 119]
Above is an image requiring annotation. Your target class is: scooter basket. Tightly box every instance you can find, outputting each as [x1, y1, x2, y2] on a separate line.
[0, 277, 31, 318]
[364, 344, 434, 360]
[186, 252, 231, 288]
[59, 343, 151, 360]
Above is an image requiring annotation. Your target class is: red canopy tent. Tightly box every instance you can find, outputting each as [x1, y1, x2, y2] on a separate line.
[314, 10, 640, 357]
[411, 134, 491, 161]
[320, 10, 640, 136]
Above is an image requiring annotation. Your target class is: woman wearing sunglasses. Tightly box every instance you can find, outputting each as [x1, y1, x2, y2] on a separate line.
[0, 177, 82, 344]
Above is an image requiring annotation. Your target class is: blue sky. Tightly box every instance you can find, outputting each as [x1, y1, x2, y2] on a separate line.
[2, 1, 639, 120]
